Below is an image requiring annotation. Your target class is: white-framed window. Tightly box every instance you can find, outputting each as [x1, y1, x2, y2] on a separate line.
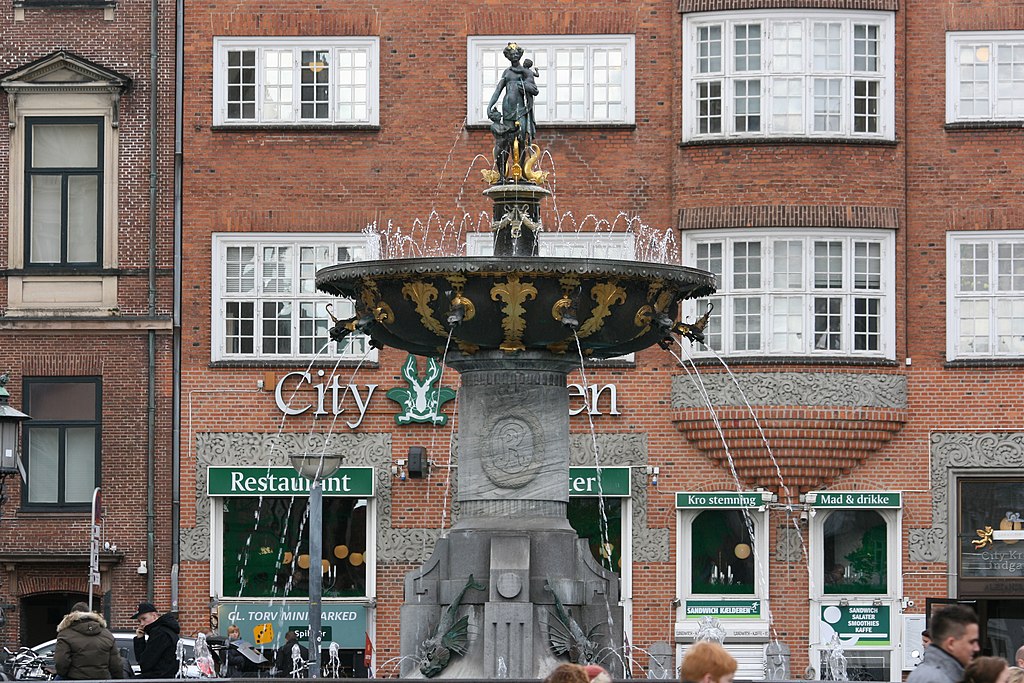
[683, 10, 895, 141]
[681, 229, 896, 359]
[213, 37, 379, 126]
[467, 35, 636, 126]
[211, 233, 376, 362]
[806, 492, 903, 682]
[946, 31, 1024, 123]
[674, 492, 771, 680]
[946, 231, 1024, 360]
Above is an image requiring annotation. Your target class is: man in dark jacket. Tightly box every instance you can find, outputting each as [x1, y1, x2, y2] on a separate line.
[907, 605, 980, 683]
[54, 601, 124, 680]
[273, 630, 309, 678]
[132, 601, 181, 679]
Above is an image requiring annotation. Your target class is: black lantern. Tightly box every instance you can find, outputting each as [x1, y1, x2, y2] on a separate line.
[0, 374, 29, 476]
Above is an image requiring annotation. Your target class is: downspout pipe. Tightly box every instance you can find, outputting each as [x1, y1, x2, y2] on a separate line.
[171, 0, 184, 614]
[146, 0, 159, 603]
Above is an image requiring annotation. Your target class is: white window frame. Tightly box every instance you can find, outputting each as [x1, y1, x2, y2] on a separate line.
[674, 502, 771, 680]
[211, 233, 377, 362]
[213, 37, 379, 126]
[681, 229, 896, 359]
[946, 231, 1024, 360]
[467, 34, 636, 126]
[682, 10, 895, 141]
[807, 504, 903, 682]
[946, 31, 1024, 123]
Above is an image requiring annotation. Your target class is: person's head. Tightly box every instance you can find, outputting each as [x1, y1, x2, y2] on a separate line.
[584, 664, 612, 683]
[227, 624, 241, 639]
[285, 630, 298, 642]
[922, 630, 932, 647]
[931, 605, 980, 666]
[543, 663, 589, 683]
[1016, 645, 1024, 668]
[681, 641, 738, 683]
[1005, 667, 1024, 683]
[71, 601, 91, 614]
[131, 601, 160, 628]
[961, 656, 1009, 683]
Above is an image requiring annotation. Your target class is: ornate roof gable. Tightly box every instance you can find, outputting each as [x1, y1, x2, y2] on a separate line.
[1, 50, 131, 95]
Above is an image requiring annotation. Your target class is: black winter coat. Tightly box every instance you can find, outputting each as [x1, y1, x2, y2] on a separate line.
[133, 613, 181, 679]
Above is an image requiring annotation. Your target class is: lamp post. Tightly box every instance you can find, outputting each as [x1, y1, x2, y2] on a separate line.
[0, 375, 30, 515]
[289, 452, 343, 679]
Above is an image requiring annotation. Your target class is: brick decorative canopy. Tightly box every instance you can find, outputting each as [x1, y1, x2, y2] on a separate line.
[674, 406, 907, 497]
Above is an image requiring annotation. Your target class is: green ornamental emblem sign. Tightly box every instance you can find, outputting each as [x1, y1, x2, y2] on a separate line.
[386, 355, 457, 425]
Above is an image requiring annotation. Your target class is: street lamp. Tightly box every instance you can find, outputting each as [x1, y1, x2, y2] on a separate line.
[289, 452, 343, 679]
[0, 375, 30, 514]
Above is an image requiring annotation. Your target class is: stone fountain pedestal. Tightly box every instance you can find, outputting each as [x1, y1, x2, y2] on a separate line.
[398, 350, 623, 678]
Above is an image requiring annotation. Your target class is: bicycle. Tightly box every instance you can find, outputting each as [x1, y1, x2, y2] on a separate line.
[1, 647, 54, 681]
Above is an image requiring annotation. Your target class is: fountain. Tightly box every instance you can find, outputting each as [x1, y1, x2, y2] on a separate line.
[315, 41, 716, 679]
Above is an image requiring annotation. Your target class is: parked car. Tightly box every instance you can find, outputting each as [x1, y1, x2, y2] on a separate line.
[2, 633, 198, 679]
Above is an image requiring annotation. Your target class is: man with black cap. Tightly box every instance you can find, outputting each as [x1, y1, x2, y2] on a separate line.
[54, 601, 123, 679]
[131, 601, 181, 678]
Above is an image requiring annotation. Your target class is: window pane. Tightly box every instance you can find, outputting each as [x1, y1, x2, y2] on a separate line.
[996, 241, 1024, 291]
[813, 78, 842, 132]
[225, 302, 256, 354]
[27, 428, 59, 503]
[300, 49, 331, 120]
[959, 242, 990, 292]
[697, 81, 723, 134]
[298, 301, 331, 355]
[226, 246, 257, 294]
[771, 21, 803, 73]
[261, 246, 293, 294]
[263, 49, 295, 122]
[262, 301, 293, 355]
[814, 241, 843, 288]
[771, 296, 804, 352]
[959, 44, 991, 118]
[698, 25, 723, 74]
[773, 240, 803, 288]
[733, 296, 762, 351]
[995, 43, 1024, 117]
[227, 50, 258, 120]
[995, 299, 1024, 353]
[854, 80, 880, 133]
[854, 297, 880, 351]
[28, 382, 97, 420]
[772, 78, 803, 133]
[812, 22, 842, 71]
[853, 24, 879, 72]
[65, 427, 96, 503]
[814, 297, 842, 350]
[734, 79, 761, 132]
[222, 497, 368, 598]
[854, 241, 881, 290]
[67, 175, 99, 263]
[30, 175, 62, 263]
[734, 24, 762, 72]
[32, 123, 98, 168]
[733, 242, 762, 289]
[691, 510, 755, 594]
[823, 510, 888, 594]
[958, 299, 991, 354]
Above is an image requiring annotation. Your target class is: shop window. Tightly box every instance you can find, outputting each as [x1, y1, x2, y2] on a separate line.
[822, 510, 888, 594]
[690, 509, 756, 594]
[22, 377, 100, 508]
[221, 496, 368, 599]
[568, 496, 623, 574]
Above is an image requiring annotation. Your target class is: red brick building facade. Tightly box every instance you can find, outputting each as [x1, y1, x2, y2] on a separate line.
[0, 0, 176, 650]
[175, 0, 1024, 678]
[5, 0, 1023, 679]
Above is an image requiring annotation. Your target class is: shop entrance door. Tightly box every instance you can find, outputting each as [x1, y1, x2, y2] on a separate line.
[974, 598, 1024, 662]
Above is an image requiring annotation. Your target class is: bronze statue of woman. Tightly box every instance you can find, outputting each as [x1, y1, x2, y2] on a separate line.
[487, 42, 539, 183]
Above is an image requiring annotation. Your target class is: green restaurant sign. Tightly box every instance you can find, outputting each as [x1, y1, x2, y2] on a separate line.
[685, 600, 761, 619]
[820, 604, 890, 645]
[808, 491, 901, 508]
[675, 491, 771, 508]
[207, 466, 374, 497]
[217, 601, 366, 650]
[568, 467, 630, 497]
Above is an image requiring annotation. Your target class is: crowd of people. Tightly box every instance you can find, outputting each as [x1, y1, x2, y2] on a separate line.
[37, 599, 1024, 681]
